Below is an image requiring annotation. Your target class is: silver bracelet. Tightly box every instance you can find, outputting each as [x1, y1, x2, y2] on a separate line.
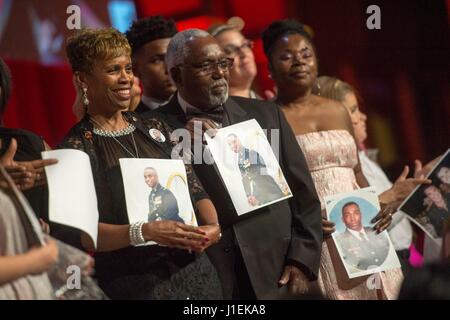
[129, 221, 146, 246]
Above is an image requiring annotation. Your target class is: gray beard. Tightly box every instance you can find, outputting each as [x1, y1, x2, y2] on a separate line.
[208, 81, 229, 106]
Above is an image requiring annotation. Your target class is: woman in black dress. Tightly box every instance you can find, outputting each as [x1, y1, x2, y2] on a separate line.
[60, 28, 222, 299]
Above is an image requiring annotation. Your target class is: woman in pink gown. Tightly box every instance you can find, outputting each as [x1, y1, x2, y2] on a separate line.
[262, 19, 404, 299]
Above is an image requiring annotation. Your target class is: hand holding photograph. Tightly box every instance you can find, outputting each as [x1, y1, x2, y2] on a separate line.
[204, 119, 292, 215]
[325, 187, 401, 279]
[120, 158, 197, 245]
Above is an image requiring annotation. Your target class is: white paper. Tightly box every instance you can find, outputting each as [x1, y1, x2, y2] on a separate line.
[205, 119, 292, 215]
[42, 149, 98, 248]
[119, 158, 197, 245]
[325, 187, 401, 279]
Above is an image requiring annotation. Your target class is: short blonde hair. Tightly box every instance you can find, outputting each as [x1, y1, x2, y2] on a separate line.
[66, 28, 131, 73]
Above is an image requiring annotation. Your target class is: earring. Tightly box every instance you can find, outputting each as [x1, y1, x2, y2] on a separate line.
[82, 87, 89, 110]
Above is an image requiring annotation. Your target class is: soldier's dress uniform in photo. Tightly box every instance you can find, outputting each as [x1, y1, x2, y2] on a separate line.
[237, 147, 284, 206]
[148, 183, 184, 223]
[335, 226, 390, 271]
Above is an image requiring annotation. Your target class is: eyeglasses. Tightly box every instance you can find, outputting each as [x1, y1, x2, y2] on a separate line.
[223, 40, 254, 57]
[179, 58, 234, 76]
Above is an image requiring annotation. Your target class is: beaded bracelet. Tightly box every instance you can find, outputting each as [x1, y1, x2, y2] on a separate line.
[129, 221, 146, 246]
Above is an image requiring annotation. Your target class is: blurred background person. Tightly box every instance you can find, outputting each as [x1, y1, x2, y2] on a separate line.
[62, 27, 222, 300]
[126, 16, 178, 113]
[208, 17, 259, 99]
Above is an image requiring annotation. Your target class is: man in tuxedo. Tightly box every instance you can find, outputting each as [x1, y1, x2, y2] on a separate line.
[335, 202, 390, 271]
[226, 133, 284, 206]
[147, 29, 322, 299]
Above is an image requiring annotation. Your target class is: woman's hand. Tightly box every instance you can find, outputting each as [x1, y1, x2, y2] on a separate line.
[143, 220, 208, 252]
[414, 156, 442, 179]
[380, 165, 431, 206]
[371, 202, 397, 234]
[25, 239, 59, 275]
[322, 218, 336, 239]
[197, 224, 221, 249]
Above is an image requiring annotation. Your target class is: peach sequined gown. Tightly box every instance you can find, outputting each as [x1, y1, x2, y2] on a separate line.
[296, 130, 403, 300]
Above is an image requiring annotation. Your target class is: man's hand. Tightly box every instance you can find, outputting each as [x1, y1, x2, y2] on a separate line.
[278, 265, 309, 296]
[185, 118, 218, 144]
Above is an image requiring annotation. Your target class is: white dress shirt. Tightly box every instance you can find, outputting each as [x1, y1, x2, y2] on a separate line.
[177, 92, 222, 128]
[348, 227, 370, 241]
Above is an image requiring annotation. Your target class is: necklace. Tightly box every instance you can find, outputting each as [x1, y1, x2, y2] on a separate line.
[90, 117, 140, 158]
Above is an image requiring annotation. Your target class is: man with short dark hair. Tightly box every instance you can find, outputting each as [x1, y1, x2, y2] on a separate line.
[335, 202, 390, 271]
[155, 29, 322, 299]
[126, 16, 178, 113]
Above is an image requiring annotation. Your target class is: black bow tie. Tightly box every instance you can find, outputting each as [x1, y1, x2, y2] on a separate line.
[185, 105, 224, 124]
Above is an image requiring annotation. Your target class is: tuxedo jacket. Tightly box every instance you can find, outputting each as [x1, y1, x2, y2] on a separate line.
[149, 95, 322, 299]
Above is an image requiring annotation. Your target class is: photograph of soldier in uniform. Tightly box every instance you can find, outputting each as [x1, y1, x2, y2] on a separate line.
[326, 187, 400, 278]
[226, 133, 285, 207]
[205, 119, 292, 215]
[119, 159, 197, 245]
[399, 149, 450, 240]
[335, 201, 390, 271]
[143, 167, 184, 223]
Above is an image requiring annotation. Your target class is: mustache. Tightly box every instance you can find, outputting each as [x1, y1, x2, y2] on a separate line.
[209, 79, 228, 89]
